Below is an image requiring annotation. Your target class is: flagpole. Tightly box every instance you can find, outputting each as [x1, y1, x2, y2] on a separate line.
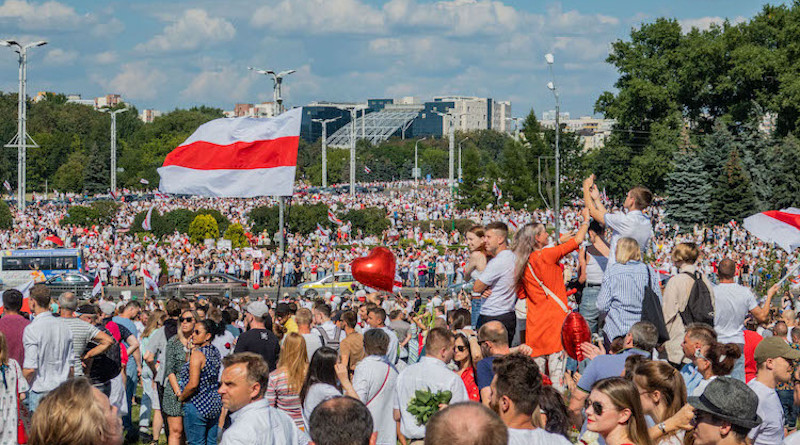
[776, 260, 800, 287]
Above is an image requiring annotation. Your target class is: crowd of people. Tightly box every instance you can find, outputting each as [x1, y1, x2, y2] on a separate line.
[0, 174, 800, 445]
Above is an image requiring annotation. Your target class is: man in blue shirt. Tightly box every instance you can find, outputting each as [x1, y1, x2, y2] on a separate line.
[567, 321, 658, 425]
[475, 321, 511, 405]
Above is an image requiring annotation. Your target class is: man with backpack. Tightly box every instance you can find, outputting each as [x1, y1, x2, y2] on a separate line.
[77, 304, 122, 398]
[314, 303, 346, 349]
[663, 243, 716, 367]
[234, 301, 281, 372]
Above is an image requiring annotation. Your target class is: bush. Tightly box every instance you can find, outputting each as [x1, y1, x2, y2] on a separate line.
[195, 208, 230, 234]
[189, 214, 219, 243]
[249, 203, 329, 235]
[0, 200, 12, 230]
[60, 200, 121, 227]
[163, 209, 197, 234]
[409, 219, 476, 234]
[342, 208, 390, 236]
[131, 209, 175, 238]
[223, 223, 249, 248]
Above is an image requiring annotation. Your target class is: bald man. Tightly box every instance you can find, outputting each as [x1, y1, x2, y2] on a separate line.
[476, 321, 511, 405]
[425, 402, 507, 445]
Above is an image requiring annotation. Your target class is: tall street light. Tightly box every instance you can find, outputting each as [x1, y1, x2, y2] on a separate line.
[414, 137, 426, 188]
[102, 107, 128, 195]
[545, 53, 561, 242]
[458, 137, 469, 183]
[248, 66, 295, 252]
[1, 39, 47, 212]
[434, 110, 465, 198]
[312, 116, 340, 188]
[248, 66, 296, 116]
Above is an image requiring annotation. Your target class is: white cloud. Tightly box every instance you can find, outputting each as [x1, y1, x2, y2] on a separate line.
[97, 62, 167, 100]
[42, 48, 77, 66]
[383, 0, 533, 36]
[182, 66, 254, 103]
[0, 0, 90, 29]
[137, 9, 235, 53]
[251, 0, 384, 34]
[93, 51, 118, 65]
[553, 37, 610, 61]
[679, 16, 746, 32]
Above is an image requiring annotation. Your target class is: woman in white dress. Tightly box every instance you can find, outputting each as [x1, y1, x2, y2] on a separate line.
[0, 331, 29, 445]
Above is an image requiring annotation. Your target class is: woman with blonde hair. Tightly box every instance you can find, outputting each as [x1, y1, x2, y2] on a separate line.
[516, 207, 590, 390]
[597, 237, 663, 349]
[0, 331, 28, 445]
[140, 310, 166, 445]
[267, 332, 308, 429]
[632, 360, 687, 445]
[29, 377, 122, 445]
[585, 377, 653, 445]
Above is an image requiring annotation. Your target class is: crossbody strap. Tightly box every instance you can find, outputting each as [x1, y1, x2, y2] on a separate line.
[366, 365, 391, 406]
[526, 262, 569, 314]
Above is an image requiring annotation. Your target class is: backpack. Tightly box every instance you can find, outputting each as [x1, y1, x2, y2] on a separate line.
[316, 326, 342, 351]
[87, 326, 122, 384]
[680, 271, 715, 327]
[640, 266, 670, 345]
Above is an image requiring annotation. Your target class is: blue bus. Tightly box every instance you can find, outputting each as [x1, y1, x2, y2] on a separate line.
[0, 248, 83, 287]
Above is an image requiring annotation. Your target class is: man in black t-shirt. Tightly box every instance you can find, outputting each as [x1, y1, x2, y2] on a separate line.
[233, 301, 281, 371]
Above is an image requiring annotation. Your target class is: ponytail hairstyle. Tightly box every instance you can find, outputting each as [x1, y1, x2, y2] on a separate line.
[512, 223, 540, 283]
[633, 360, 687, 425]
[705, 342, 742, 377]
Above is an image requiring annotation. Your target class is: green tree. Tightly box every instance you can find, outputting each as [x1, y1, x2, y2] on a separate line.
[665, 149, 710, 229]
[189, 214, 219, 243]
[766, 134, 800, 208]
[223, 223, 249, 248]
[53, 151, 87, 192]
[709, 149, 757, 223]
[499, 139, 535, 209]
[0, 200, 11, 230]
[458, 146, 495, 210]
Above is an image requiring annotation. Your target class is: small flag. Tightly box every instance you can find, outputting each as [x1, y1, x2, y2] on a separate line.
[364, 166, 372, 174]
[142, 206, 154, 231]
[140, 178, 150, 185]
[45, 234, 64, 246]
[492, 182, 502, 199]
[327, 209, 343, 225]
[317, 223, 331, 236]
[92, 274, 103, 297]
[142, 269, 160, 294]
[728, 220, 737, 228]
[508, 218, 518, 231]
[154, 191, 168, 199]
[3, 180, 10, 192]
[110, 190, 117, 200]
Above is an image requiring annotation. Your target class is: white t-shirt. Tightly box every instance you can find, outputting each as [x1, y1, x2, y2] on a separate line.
[507, 428, 571, 445]
[477, 249, 518, 316]
[748, 379, 784, 445]
[784, 430, 800, 445]
[605, 210, 652, 268]
[714, 283, 758, 344]
[301, 332, 323, 362]
[302, 383, 341, 426]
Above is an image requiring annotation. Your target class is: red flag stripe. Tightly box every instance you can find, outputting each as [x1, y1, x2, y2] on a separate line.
[764, 211, 800, 231]
[162, 136, 300, 170]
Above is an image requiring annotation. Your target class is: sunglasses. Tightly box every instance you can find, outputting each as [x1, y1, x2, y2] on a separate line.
[193, 329, 205, 335]
[585, 399, 612, 416]
[456, 345, 468, 352]
[180, 317, 194, 323]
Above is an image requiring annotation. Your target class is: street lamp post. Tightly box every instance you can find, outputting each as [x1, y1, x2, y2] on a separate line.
[414, 137, 426, 188]
[248, 66, 296, 252]
[434, 110, 464, 198]
[102, 107, 128, 195]
[312, 117, 341, 188]
[458, 137, 468, 183]
[545, 53, 561, 242]
[1, 39, 46, 212]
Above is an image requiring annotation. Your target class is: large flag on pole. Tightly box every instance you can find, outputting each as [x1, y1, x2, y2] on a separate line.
[142, 206, 154, 231]
[327, 209, 343, 225]
[157, 108, 302, 197]
[743, 208, 800, 252]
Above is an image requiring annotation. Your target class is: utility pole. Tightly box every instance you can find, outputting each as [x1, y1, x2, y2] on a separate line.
[434, 110, 464, 198]
[1, 39, 47, 212]
[312, 117, 340, 188]
[103, 107, 128, 195]
[546, 53, 561, 242]
[414, 137, 426, 190]
[458, 137, 469, 183]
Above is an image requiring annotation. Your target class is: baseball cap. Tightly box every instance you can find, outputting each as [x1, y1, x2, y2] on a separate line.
[753, 336, 800, 363]
[688, 377, 762, 429]
[99, 301, 116, 316]
[247, 301, 269, 318]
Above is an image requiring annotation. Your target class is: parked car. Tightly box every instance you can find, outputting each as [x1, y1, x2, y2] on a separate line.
[160, 273, 249, 299]
[297, 273, 359, 297]
[44, 272, 96, 298]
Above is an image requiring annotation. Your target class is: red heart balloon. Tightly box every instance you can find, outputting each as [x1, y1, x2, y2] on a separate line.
[561, 311, 591, 361]
[351, 247, 396, 293]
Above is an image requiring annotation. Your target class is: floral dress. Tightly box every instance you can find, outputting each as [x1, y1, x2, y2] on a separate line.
[0, 359, 28, 445]
[163, 336, 188, 417]
[179, 344, 222, 419]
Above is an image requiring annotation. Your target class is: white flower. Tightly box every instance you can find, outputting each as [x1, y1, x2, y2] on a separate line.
[579, 431, 600, 445]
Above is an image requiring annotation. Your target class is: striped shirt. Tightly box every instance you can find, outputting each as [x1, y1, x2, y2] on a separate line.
[60, 317, 101, 376]
[597, 261, 662, 340]
[267, 368, 305, 429]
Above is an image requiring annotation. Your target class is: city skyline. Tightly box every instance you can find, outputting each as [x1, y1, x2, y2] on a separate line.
[0, 0, 782, 118]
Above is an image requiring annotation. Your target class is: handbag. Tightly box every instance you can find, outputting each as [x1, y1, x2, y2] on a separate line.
[16, 365, 29, 444]
[640, 266, 669, 344]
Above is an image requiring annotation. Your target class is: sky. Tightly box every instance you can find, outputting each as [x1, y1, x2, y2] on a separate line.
[0, 0, 785, 119]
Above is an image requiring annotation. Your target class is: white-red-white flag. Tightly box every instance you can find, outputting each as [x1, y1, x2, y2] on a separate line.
[142, 269, 160, 294]
[743, 208, 800, 252]
[492, 182, 502, 199]
[364, 166, 372, 174]
[140, 178, 150, 185]
[508, 218, 518, 231]
[327, 209, 343, 225]
[317, 223, 331, 236]
[3, 180, 10, 192]
[157, 108, 302, 197]
[142, 206, 154, 231]
[92, 274, 103, 297]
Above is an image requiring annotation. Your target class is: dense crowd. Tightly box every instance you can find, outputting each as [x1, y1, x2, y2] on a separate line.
[1, 175, 800, 445]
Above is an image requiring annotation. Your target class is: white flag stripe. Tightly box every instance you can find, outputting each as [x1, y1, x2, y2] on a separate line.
[743, 207, 800, 253]
[158, 165, 295, 198]
[180, 108, 302, 147]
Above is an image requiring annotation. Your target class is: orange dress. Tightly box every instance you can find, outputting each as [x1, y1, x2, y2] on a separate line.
[517, 239, 579, 357]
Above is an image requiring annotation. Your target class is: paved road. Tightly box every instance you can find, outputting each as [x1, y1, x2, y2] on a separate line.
[102, 285, 454, 300]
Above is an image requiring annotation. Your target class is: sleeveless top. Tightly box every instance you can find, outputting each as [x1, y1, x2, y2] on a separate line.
[179, 344, 222, 419]
[584, 245, 608, 285]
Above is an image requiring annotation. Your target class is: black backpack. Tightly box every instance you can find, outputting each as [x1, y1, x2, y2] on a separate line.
[87, 326, 122, 385]
[679, 271, 715, 327]
[641, 267, 669, 344]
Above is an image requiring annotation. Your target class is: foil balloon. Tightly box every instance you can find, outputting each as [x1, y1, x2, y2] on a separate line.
[351, 247, 396, 292]
[252, 283, 260, 290]
[561, 311, 591, 361]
